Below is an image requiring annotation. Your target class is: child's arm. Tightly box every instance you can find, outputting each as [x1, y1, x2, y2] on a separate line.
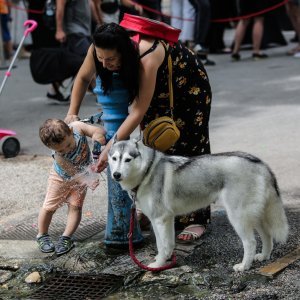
[70, 121, 106, 145]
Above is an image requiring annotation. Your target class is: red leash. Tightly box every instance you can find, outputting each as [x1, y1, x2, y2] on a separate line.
[128, 204, 176, 272]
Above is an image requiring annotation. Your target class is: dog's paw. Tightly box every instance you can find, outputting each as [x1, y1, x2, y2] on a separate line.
[254, 253, 269, 262]
[233, 263, 247, 272]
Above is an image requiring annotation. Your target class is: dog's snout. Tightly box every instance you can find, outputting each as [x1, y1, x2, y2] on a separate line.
[113, 172, 122, 181]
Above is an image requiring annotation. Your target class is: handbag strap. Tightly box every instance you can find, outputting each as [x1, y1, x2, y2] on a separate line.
[160, 41, 174, 119]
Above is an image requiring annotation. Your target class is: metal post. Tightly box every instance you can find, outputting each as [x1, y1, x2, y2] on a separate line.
[94, 75, 144, 247]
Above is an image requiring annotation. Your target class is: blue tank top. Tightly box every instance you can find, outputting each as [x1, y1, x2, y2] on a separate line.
[53, 130, 91, 180]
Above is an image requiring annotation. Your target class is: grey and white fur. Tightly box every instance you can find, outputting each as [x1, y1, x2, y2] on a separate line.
[108, 139, 289, 272]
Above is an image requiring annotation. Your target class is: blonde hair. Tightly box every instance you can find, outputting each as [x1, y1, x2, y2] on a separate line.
[39, 119, 71, 147]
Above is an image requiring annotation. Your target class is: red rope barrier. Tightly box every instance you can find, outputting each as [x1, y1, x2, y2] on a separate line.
[129, 206, 177, 272]
[7, 0, 289, 23]
[212, 0, 289, 23]
[133, 0, 289, 23]
[6, 2, 44, 14]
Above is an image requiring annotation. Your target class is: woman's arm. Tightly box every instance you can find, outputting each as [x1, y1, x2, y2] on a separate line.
[55, 0, 67, 43]
[94, 40, 165, 172]
[65, 45, 97, 124]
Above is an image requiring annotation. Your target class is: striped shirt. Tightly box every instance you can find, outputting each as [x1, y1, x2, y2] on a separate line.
[53, 130, 91, 180]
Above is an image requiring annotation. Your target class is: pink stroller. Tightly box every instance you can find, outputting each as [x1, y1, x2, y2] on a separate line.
[0, 20, 37, 158]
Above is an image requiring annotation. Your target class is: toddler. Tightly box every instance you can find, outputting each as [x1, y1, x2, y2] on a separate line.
[37, 119, 106, 255]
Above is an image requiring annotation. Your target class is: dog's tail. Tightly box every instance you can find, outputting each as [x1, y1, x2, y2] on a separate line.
[265, 192, 289, 243]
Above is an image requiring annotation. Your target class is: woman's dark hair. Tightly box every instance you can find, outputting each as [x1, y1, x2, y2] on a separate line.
[92, 23, 139, 104]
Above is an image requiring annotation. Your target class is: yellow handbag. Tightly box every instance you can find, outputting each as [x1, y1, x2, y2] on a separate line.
[143, 42, 180, 152]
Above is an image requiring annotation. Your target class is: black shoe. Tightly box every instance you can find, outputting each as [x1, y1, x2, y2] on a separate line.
[47, 92, 70, 104]
[55, 236, 74, 256]
[290, 35, 299, 43]
[231, 53, 241, 61]
[203, 58, 216, 66]
[37, 234, 55, 253]
[252, 53, 268, 60]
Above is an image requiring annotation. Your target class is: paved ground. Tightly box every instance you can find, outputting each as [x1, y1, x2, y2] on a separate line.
[0, 29, 299, 299]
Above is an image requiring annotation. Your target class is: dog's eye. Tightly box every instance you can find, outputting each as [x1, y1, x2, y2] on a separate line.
[112, 157, 117, 161]
[125, 158, 131, 163]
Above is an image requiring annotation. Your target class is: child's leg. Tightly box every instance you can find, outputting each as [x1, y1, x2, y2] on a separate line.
[37, 208, 55, 236]
[38, 168, 71, 237]
[62, 204, 82, 237]
[55, 185, 86, 256]
[58, 180, 87, 238]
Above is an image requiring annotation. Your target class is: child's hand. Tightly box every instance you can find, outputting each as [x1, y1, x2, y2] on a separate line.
[74, 167, 100, 190]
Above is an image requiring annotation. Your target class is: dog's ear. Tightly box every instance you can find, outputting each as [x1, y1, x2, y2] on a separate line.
[111, 134, 118, 145]
[132, 130, 142, 144]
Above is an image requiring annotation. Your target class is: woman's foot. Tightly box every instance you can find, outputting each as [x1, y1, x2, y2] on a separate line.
[176, 224, 206, 243]
[231, 53, 241, 61]
[252, 52, 268, 60]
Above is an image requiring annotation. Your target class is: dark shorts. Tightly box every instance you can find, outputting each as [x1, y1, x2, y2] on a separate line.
[239, 0, 268, 16]
[1, 14, 11, 42]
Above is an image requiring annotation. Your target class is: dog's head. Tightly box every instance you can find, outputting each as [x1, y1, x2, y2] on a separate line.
[108, 137, 143, 186]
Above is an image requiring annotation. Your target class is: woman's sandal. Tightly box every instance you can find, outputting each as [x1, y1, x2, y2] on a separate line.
[176, 224, 206, 244]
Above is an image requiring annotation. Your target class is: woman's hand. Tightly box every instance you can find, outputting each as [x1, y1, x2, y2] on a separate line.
[92, 148, 109, 173]
[65, 114, 80, 124]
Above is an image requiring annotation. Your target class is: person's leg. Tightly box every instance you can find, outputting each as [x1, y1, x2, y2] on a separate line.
[252, 16, 264, 54]
[55, 182, 86, 256]
[232, 18, 250, 58]
[192, 0, 211, 51]
[37, 208, 55, 236]
[62, 205, 82, 237]
[171, 0, 183, 40]
[105, 167, 144, 248]
[1, 14, 13, 60]
[181, 0, 196, 46]
[286, 2, 300, 54]
[36, 169, 67, 253]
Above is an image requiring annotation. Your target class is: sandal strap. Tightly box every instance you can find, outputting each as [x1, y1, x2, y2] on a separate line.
[177, 224, 206, 240]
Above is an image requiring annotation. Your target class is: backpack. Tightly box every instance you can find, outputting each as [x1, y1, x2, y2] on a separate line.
[119, 13, 181, 45]
[29, 47, 83, 84]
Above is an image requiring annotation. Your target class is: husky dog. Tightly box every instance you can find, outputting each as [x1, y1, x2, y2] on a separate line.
[108, 139, 289, 272]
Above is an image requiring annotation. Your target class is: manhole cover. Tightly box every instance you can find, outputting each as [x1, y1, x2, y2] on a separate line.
[30, 273, 123, 299]
[0, 214, 106, 241]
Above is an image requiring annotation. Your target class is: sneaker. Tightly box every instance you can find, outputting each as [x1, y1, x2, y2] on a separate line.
[37, 234, 55, 253]
[231, 53, 241, 61]
[47, 92, 70, 104]
[55, 235, 74, 256]
[193, 44, 208, 55]
[252, 53, 268, 60]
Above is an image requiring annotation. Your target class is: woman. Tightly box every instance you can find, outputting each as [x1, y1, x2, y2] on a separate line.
[65, 22, 212, 245]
